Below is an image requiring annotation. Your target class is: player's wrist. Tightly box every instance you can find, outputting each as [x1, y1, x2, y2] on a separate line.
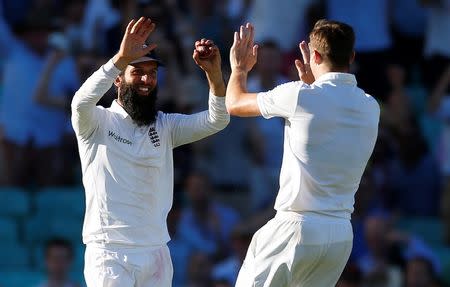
[206, 70, 223, 83]
[231, 66, 249, 74]
[112, 53, 133, 71]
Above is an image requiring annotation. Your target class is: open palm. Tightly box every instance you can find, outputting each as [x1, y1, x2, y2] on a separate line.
[230, 23, 258, 73]
[118, 17, 157, 63]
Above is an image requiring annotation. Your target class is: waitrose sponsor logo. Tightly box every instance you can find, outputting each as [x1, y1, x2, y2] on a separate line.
[108, 130, 133, 145]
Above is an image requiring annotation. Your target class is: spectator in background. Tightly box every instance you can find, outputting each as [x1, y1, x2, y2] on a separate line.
[167, 196, 191, 287]
[1, 0, 30, 26]
[358, 212, 441, 287]
[212, 224, 253, 286]
[0, 15, 79, 186]
[427, 64, 450, 244]
[421, 0, 450, 92]
[35, 237, 80, 287]
[326, 0, 392, 101]
[405, 256, 439, 287]
[178, 171, 240, 261]
[350, 172, 386, 263]
[379, 63, 442, 216]
[246, 0, 315, 53]
[80, 0, 120, 53]
[358, 213, 403, 287]
[185, 0, 232, 52]
[391, 0, 427, 84]
[336, 264, 363, 287]
[59, 0, 88, 55]
[247, 40, 286, 211]
[223, 0, 252, 28]
[32, 47, 80, 185]
[185, 252, 214, 287]
[386, 123, 441, 216]
[212, 278, 233, 287]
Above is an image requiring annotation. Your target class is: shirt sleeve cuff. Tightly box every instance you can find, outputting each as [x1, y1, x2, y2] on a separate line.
[256, 92, 270, 119]
[209, 91, 226, 105]
[103, 59, 122, 79]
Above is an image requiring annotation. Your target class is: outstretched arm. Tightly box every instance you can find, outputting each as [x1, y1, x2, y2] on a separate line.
[192, 38, 226, 97]
[226, 23, 260, 117]
[168, 39, 230, 148]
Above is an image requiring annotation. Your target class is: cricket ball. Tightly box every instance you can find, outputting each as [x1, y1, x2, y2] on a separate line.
[196, 45, 213, 59]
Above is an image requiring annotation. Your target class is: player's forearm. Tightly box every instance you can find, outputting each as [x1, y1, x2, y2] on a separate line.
[205, 70, 226, 97]
[170, 96, 229, 148]
[226, 69, 248, 106]
[207, 92, 230, 128]
[72, 59, 120, 110]
[71, 59, 120, 137]
[225, 70, 260, 116]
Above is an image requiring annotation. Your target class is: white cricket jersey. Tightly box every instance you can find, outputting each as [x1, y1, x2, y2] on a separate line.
[257, 72, 379, 219]
[71, 59, 229, 247]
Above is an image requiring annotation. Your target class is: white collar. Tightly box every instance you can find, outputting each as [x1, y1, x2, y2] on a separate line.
[110, 100, 130, 119]
[314, 72, 357, 85]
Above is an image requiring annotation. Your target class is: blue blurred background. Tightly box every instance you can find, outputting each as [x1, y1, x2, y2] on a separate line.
[0, 0, 449, 286]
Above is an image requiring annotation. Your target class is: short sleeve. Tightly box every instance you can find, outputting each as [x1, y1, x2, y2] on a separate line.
[256, 81, 304, 119]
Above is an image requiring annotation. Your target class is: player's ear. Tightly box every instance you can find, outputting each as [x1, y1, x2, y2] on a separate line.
[313, 50, 322, 65]
[114, 75, 123, 88]
[349, 51, 355, 65]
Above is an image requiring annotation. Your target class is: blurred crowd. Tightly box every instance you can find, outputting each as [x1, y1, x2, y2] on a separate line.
[0, 0, 449, 286]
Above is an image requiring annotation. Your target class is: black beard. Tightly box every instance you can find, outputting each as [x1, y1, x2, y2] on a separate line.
[119, 84, 158, 126]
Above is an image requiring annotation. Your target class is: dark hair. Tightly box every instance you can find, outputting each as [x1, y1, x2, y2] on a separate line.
[44, 237, 74, 259]
[309, 19, 355, 69]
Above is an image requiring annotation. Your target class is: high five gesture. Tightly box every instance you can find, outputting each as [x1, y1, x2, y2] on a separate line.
[229, 23, 258, 73]
[113, 17, 157, 70]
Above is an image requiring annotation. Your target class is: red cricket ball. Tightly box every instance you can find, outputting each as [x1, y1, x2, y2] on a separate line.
[196, 45, 213, 59]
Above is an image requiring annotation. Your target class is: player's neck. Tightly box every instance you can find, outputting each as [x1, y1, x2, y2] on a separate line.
[314, 65, 350, 79]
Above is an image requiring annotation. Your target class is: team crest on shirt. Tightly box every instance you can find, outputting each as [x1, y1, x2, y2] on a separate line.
[148, 126, 160, 147]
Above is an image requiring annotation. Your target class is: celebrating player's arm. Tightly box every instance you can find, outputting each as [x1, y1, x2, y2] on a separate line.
[192, 39, 225, 98]
[225, 23, 260, 117]
[226, 23, 312, 119]
[71, 17, 157, 139]
[167, 38, 230, 148]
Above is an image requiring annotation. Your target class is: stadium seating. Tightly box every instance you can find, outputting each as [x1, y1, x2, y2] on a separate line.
[35, 186, 85, 218]
[434, 245, 450, 285]
[0, 187, 30, 217]
[24, 212, 83, 245]
[0, 243, 29, 270]
[0, 217, 18, 242]
[0, 270, 44, 287]
[396, 216, 444, 246]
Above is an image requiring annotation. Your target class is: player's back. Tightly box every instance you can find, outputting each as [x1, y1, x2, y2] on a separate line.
[275, 73, 379, 218]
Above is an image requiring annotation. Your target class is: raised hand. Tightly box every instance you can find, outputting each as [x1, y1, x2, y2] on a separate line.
[294, 41, 315, 84]
[192, 38, 221, 75]
[113, 17, 157, 70]
[230, 23, 258, 73]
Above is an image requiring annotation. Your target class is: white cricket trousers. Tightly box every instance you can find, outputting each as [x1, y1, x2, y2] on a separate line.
[84, 244, 173, 287]
[235, 211, 353, 287]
